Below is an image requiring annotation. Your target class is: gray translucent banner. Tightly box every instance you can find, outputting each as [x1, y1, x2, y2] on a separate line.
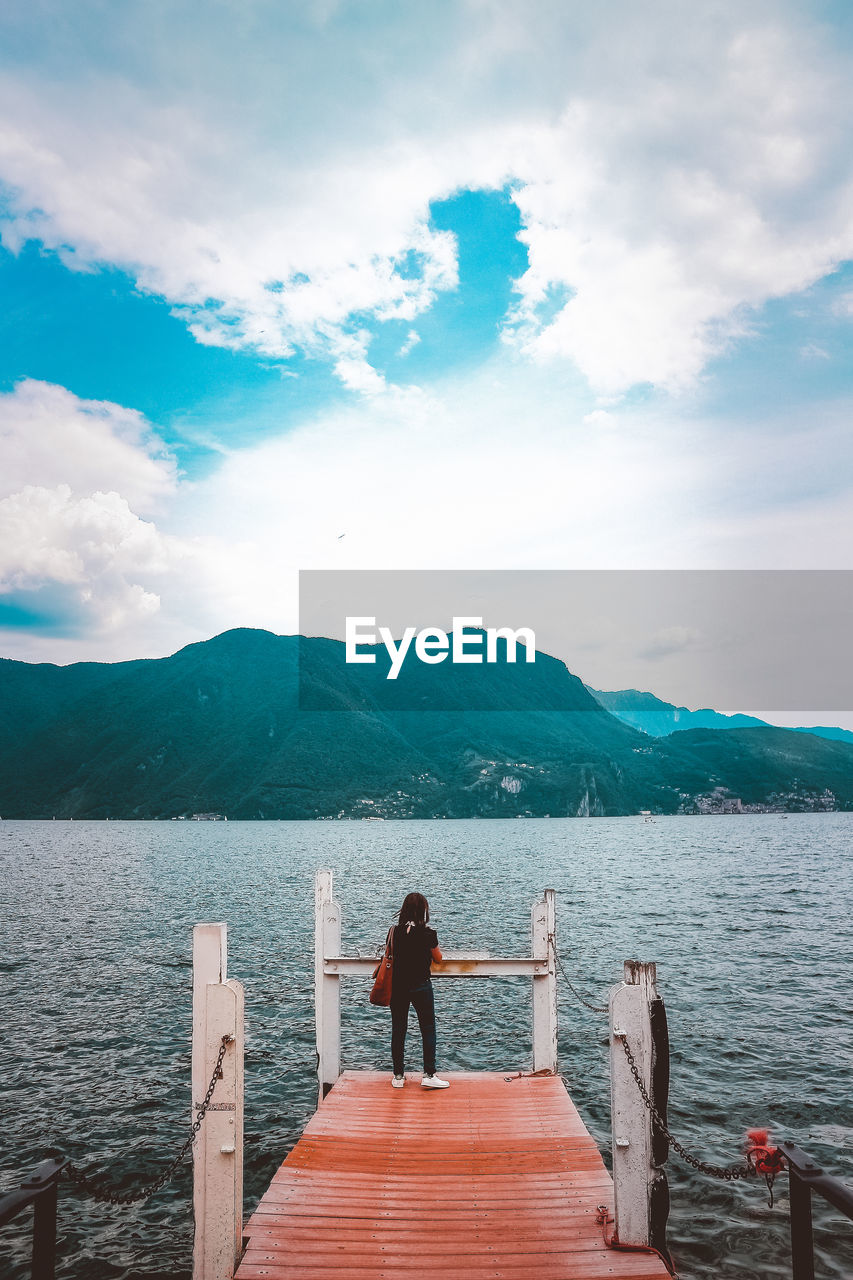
[298, 570, 853, 715]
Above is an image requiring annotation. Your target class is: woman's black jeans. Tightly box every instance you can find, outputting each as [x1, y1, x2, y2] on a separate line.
[390, 980, 436, 1075]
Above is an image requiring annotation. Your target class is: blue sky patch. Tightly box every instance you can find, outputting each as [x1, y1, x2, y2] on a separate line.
[0, 241, 346, 475]
[700, 261, 853, 420]
[369, 187, 528, 382]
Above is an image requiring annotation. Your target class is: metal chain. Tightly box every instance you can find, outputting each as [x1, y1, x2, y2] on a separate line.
[546, 931, 758, 1185]
[618, 1033, 753, 1181]
[63, 1035, 233, 1206]
[548, 932, 609, 1013]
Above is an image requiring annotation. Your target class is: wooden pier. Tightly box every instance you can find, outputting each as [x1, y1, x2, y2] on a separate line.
[191, 874, 672, 1279]
[8, 876, 853, 1279]
[235, 1069, 670, 1280]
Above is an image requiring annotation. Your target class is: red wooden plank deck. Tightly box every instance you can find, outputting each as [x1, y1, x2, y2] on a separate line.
[235, 1070, 671, 1280]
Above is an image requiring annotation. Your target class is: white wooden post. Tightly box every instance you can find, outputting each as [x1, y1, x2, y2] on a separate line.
[609, 959, 657, 1246]
[531, 888, 558, 1073]
[315, 869, 341, 1102]
[192, 924, 245, 1280]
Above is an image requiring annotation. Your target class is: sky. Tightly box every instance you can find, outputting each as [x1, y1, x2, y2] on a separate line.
[0, 0, 852, 718]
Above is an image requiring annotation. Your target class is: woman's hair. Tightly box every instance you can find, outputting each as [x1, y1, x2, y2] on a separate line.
[398, 892, 429, 927]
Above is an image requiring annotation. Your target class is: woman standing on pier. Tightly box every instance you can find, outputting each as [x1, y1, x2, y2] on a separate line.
[390, 892, 449, 1089]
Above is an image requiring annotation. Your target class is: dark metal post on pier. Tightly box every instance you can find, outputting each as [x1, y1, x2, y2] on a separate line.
[788, 1161, 815, 1280]
[0, 1156, 67, 1280]
[30, 1170, 58, 1280]
[779, 1141, 853, 1280]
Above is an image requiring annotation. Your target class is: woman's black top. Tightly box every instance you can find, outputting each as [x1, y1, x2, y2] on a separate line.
[392, 923, 438, 993]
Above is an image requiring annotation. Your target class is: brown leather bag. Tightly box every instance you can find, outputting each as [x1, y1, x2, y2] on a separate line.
[369, 926, 394, 1006]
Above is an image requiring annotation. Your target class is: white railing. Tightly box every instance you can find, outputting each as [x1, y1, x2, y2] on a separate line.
[314, 868, 558, 1100]
[188, 884, 663, 1277]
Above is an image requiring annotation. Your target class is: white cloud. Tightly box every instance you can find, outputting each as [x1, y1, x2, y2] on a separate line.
[0, 62, 463, 378]
[834, 291, 853, 317]
[0, 379, 177, 511]
[1, 356, 852, 661]
[174, 355, 853, 627]
[582, 409, 614, 428]
[399, 329, 421, 357]
[504, 23, 853, 393]
[0, 2, 850, 394]
[195, 342, 853, 619]
[0, 485, 177, 627]
[1, 3, 853, 662]
[161, 365, 711, 656]
[331, 331, 388, 396]
[0, 381, 188, 633]
[799, 343, 830, 360]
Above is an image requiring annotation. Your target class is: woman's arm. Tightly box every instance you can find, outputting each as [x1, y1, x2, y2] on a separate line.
[431, 945, 442, 962]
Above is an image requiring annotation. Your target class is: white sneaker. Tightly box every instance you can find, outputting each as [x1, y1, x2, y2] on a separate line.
[421, 1074, 450, 1089]
[391, 1075, 405, 1088]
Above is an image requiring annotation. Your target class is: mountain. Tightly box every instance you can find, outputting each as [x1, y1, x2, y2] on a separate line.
[664, 725, 853, 811]
[794, 724, 853, 745]
[0, 629, 851, 819]
[0, 654, 136, 742]
[591, 687, 853, 747]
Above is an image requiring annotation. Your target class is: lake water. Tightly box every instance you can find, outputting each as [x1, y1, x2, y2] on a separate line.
[2, 815, 852, 1279]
